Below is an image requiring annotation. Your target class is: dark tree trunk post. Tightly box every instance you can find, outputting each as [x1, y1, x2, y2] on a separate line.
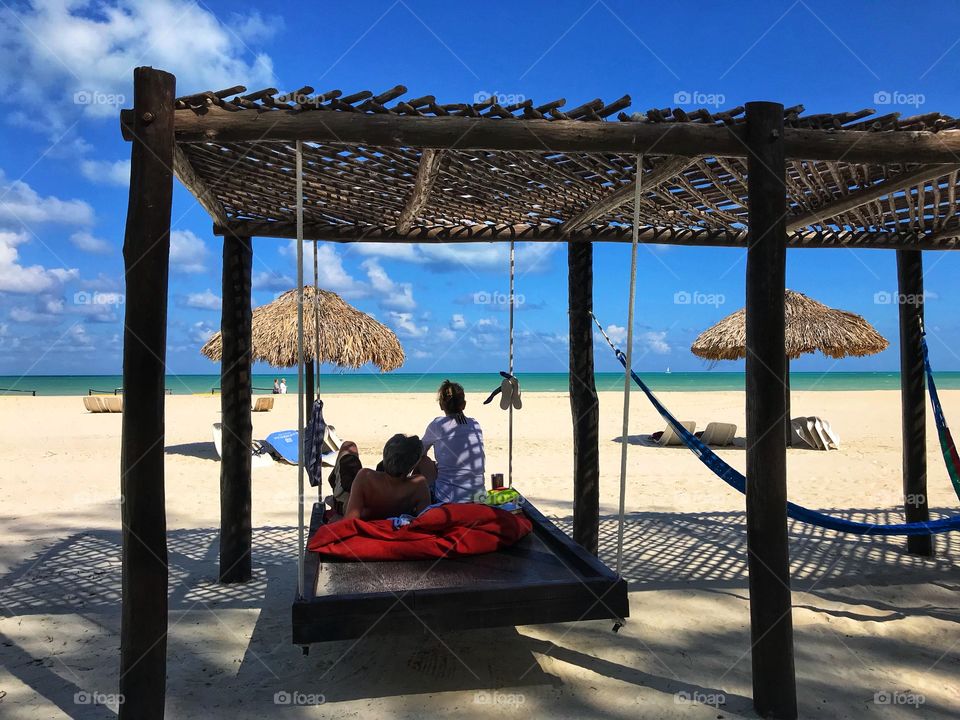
[119, 67, 175, 720]
[897, 249, 934, 556]
[568, 240, 600, 554]
[305, 359, 315, 420]
[744, 101, 798, 720]
[220, 235, 254, 583]
[784, 356, 792, 446]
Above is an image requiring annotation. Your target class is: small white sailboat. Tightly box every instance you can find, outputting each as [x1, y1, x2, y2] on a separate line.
[665, 366, 672, 374]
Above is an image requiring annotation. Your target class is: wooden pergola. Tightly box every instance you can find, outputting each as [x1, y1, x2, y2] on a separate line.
[118, 66, 960, 719]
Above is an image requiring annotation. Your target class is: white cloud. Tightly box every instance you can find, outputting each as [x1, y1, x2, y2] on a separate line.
[252, 270, 295, 291]
[281, 241, 366, 298]
[605, 324, 627, 344]
[189, 320, 217, 344]
[451, 314, 466, 330]
[355, 241, 559, 273]
[388, 312, 428, 338]
[182, 289, 221, 310]
[229, 10, 285, 43]
[169, 230, 209, 273]
[0, 230, 79, 293]
[80, 159, 130, 186]
[0, 170, 94, 226]
[640, 330, 671, 355]
[0, 0, 277, 132]
[70, 230, 112, 254]
[361, 258, 416, 311]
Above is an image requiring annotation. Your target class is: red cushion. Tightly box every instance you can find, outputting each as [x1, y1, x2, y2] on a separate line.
[307, 503, 532, 561]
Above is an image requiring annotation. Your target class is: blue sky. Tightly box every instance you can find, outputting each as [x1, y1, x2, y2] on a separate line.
[2, 0, 960, 376]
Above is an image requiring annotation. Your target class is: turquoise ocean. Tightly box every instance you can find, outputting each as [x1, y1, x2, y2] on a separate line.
[3, 372, 960, 396]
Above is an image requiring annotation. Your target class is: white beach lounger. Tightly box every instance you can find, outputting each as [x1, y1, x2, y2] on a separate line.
[252, 396, 274, 412]
[83, 396, 104, 413]
[790, 416, 839, 450]
[699, 422, 737, 447]
[212, 422, 275, 468]
[656, 420, 696, 446]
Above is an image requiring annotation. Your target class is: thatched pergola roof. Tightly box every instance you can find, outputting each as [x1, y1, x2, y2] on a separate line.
[131, 84, 960, 251]
[200, 286, 404, 370]
[690, 290, 890, 361]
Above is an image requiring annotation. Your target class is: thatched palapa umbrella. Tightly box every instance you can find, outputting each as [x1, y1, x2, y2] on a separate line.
[691, 289, 888, 443]
[202, 287, 404, 402]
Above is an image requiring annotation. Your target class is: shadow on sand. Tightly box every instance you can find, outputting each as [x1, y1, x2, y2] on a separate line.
[1, 507, 958, 716]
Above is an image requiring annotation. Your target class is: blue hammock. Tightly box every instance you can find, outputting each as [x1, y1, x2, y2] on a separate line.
[593, 315, 960, 536]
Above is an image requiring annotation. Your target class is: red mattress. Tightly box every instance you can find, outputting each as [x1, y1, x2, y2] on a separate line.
[307, 503, 532, 561]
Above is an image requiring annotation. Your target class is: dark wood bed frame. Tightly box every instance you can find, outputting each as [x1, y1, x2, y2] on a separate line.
[292, 500, 629, 646]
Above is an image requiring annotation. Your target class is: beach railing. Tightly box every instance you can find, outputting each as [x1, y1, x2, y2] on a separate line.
[211, 386, 275, 394]
[0, 387, 36, 396]
[90, 388, 173, 395]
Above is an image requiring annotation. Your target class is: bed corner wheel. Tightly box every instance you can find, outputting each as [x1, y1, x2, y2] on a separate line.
[301, 645, 310, 656]
[612, 620, 624, 633]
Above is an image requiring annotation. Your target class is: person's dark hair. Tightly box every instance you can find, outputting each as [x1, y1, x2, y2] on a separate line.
[437, 379, 467, 424]
[382, 434, 423, 478]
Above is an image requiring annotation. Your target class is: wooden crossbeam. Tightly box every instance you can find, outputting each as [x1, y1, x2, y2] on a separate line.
[395, 149, 444, 233]
[920, 224, 960, 246]
[127, 105, 960, 164]
[562, 156, 696, 234]
[786, 163, 960, 231]
[212, 220, 957, 249]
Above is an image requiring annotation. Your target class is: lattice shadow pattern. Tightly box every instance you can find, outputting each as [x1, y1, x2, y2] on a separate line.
[2, 510, 957, 619]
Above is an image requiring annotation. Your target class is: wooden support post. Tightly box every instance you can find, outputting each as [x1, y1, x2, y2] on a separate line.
[784, 357, 792, 446]
[744, 101, 797, 719]
[568, 240, 600, 554]
[897, 249, 934, 556]
[119, 66, 175, 720]
[219, 235, 253, 583]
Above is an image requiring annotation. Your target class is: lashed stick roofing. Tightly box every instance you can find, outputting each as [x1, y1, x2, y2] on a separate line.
[137, 84, 960, 249]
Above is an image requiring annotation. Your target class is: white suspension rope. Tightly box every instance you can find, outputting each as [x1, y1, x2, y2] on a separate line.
[312, 239, 320, 397]
[616, 154, 643, 576]
[296, 141, 306, 597]
[508, 238, 515, 488]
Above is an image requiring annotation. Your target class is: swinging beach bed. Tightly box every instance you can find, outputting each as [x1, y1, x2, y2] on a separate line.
[118, 67, 960, 720]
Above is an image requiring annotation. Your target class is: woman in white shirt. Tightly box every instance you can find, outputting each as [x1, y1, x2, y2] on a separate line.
[421, 380, 485, 503]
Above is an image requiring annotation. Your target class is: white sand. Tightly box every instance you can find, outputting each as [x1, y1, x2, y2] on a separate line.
[0, 390, 958, 718]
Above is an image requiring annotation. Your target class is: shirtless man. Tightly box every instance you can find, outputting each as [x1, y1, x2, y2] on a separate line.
[342, 434, 436, 521]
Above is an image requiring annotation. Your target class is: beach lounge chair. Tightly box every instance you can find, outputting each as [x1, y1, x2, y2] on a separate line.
[102, 397, 123, 413]
[651, 420, 696, 446]
[790, 416, 839, 450]
[253, 396, 274, 412]
[698, 422, 737, 446]
[83, 396, 104, 413]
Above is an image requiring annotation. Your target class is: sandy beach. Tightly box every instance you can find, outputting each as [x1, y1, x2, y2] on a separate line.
[1, 388, 958, 718]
